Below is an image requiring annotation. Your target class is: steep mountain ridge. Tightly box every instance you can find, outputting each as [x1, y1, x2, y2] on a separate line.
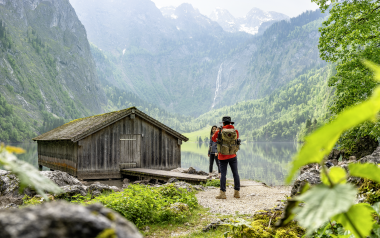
[0, 0, 104, 141]
[209, 7, 289, 35]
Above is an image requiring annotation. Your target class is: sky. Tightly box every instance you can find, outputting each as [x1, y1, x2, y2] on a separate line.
[151, 0, 320, 18]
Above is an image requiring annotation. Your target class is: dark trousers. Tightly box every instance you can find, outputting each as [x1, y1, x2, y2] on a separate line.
[219, 156, 240, 192]
[209, 153, 220, 173]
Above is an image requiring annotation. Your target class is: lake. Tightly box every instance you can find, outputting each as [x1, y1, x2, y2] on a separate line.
[8, 142, 298, 185]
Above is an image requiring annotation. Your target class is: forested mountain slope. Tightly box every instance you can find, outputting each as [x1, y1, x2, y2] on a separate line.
[188, 65, 335, 142]
[0, 0, 105, 141]
[70, 0, 326, 117]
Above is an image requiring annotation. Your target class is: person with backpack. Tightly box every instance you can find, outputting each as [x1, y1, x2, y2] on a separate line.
[208, 125, 221, 178]
[212, 116, 241, 199]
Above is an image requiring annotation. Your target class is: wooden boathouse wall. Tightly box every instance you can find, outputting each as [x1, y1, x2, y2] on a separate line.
[38, 140, 78, 176]
[35, 107, 186, 180]
[76, 115, 181, 179]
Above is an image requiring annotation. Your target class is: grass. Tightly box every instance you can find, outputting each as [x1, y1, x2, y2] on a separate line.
[143, 206, 247, 238]
[183, 126, 212, 142]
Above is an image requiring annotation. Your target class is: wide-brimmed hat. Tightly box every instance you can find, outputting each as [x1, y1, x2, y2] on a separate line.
[220, 116, 234, 124]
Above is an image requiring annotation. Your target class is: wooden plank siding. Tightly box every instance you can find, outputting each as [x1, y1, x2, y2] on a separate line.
[37, 140, 77, 176]
[74, 114, 181, 179]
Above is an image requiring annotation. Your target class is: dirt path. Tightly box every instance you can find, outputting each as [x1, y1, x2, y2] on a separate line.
[196, 180, 291, 215]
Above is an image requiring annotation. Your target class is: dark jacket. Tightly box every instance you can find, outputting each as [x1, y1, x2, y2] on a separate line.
[208, 135, 218, 155]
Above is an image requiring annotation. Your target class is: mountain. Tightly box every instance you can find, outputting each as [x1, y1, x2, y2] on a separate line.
[209, 8, 237, 32]
[0, 0, 105, 142]
[70, 0, 325, 118]
[187, 65, 334, 142]
[70, 0, 253, 116]
[209, 7, 289, 35]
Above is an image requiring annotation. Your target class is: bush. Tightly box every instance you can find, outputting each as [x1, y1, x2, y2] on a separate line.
[203, 179, 220, 187]
[92, 184, 198, 228]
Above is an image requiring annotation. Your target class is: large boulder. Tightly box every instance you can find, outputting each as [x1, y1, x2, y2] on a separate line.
[0, 170, 36, 206]
[0, 170, 85, 206]
[40, 170, 82, 186]
[0, 201, 142, 238]
[291, 146, 380, 197]
[290, 168, 321, 197]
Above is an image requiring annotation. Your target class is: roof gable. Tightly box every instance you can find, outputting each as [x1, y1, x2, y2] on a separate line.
[33, 107, 188, 142]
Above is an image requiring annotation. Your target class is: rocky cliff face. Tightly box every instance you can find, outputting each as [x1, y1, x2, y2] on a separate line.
[0, 0, 104, 130]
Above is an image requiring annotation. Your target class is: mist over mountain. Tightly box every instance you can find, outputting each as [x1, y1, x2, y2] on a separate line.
[70, 0, 325, 118]
[209, 7, 289, 35]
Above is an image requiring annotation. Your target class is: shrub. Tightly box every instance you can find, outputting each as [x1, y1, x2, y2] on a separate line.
[203, 179, 220, 187]
[92, 184, 198, 228]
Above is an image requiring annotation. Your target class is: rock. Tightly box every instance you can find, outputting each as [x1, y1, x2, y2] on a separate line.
[88, 183, 118, 196]
[0, 201, 142, 238]
[172, 181, 194, 192]
[149, 179, 158, 184]
[40, 170, 82, 187]
[91, 190, 102, 198]
[291, 168, 321, 197]
[0, 203, 18, 210]
[56, 185, 88, 198]
[327, 149, 342, 161]
[349, 156, 357, 161]
[193, 185, 206, 191]
[123, 178, 130, 184]
[167, 178, 178, 183]
[350, 135, 378, 159]
[170, 168, 186, 173]
[358, 146, 380, 164]
[197, 171, 208, 176]
[185, 167, 197, 174]
[122, 184, 129, 189]
[202, 218, 228, 232]
[0, 170, 36, 206]
[169, 202, 189, 214]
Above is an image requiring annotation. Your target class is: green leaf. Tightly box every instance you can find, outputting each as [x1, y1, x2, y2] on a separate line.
[0, 146, 62, 200]
[372, 202, 380, 217]
[333, 203, 374, 238]
[294, 184, 357, 232]
[330, 235, 350, 238]
[348, 163, 380, 183]
[321, 167, 347, 186]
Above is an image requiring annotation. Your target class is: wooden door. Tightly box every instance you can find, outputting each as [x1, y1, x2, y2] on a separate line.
[119, 134, 141, 169]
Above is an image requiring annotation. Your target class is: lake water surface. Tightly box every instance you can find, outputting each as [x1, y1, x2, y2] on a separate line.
[9, 142, 298, 185]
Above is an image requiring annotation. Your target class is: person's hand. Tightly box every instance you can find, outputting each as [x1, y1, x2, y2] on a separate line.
[208, 154, 210, 157]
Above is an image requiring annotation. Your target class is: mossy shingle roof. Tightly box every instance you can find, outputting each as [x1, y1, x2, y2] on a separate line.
[33, 107, 188, 142]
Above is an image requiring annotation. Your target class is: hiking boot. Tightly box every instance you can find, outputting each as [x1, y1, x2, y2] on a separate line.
[215, 190, 226, 199]
[234, 190, 240, 198]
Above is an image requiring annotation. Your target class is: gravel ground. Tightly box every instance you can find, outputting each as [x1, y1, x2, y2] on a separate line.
[196, 180, 291, 215]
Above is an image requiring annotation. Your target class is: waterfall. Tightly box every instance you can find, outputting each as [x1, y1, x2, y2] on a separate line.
[212, 63, 223, 109]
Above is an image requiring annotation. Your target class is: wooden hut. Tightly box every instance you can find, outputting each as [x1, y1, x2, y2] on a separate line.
[33, 107, 189, 180]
